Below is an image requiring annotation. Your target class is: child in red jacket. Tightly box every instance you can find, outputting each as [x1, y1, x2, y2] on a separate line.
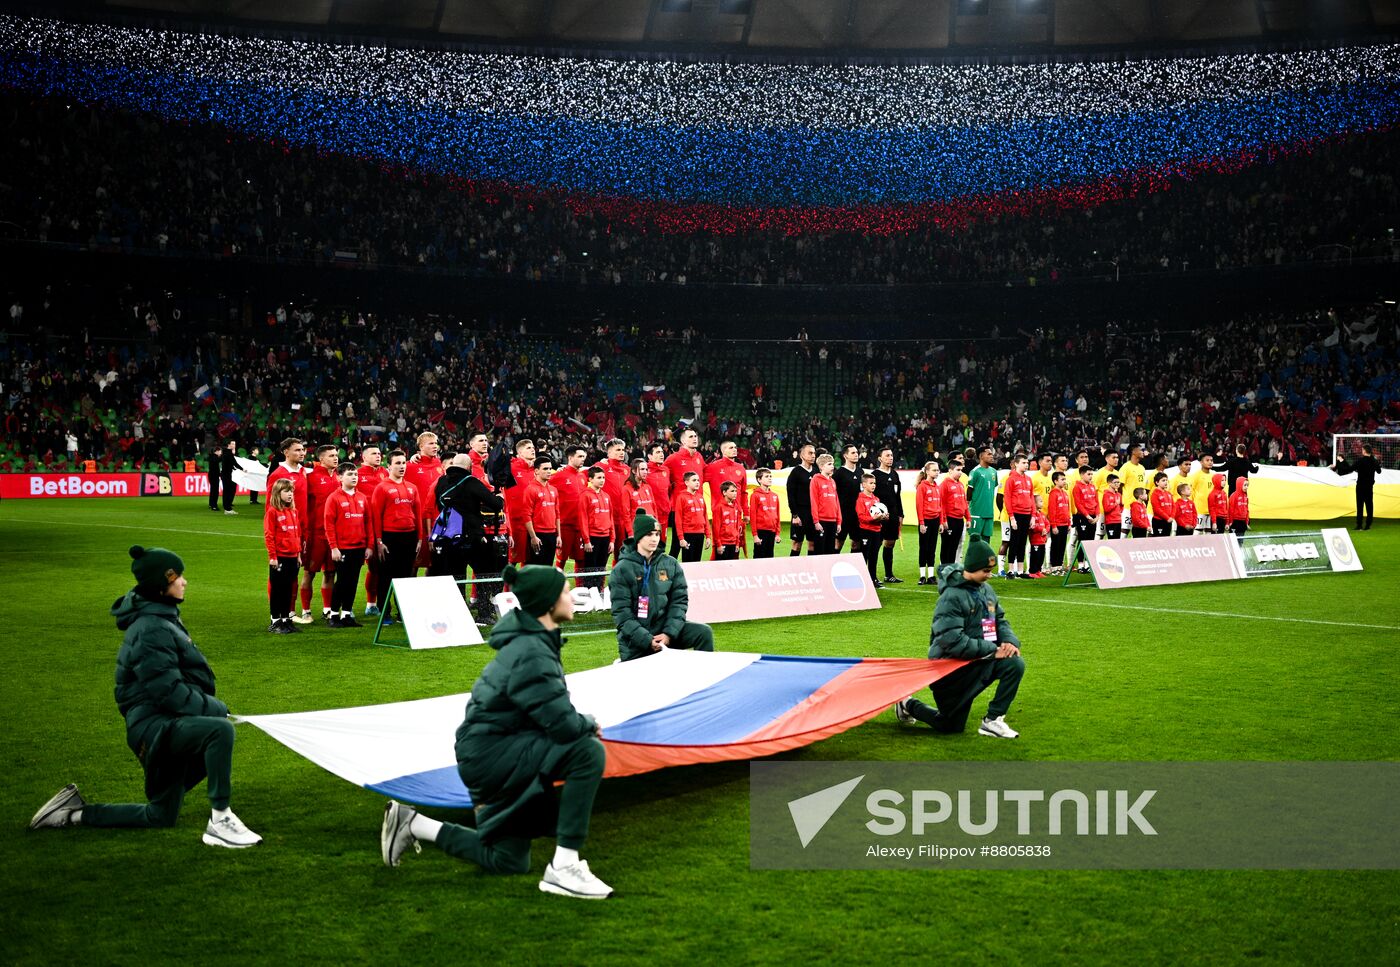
[1174, 483, 1199, 536]
[1028, 509, 1050, 578]
[1228, 478, 1250, 537]
[1047, 471, 1071, 573]
[1129, 487, 1150, 539]
[1207, 473, 1229, 534]
[264, 478, 303, 633]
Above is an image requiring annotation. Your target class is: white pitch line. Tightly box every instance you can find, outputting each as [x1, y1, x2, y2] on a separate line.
[880, 586, 1400, 632]
[0, 515, 264, 541]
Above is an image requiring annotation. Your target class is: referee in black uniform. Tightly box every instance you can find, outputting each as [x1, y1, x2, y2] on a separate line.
[872, 446, 904, 583]
[785, 443, 816, 556]
[833, 444, 864, 554]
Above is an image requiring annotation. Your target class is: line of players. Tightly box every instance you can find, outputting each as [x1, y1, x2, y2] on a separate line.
[257, 428, 1258, 630]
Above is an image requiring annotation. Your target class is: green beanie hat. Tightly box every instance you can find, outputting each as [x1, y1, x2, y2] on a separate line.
[633, 514, 660, 541]
[963, 538, 997, 573]
[129, 545, 184, 596]
[502, 563, 566, 618]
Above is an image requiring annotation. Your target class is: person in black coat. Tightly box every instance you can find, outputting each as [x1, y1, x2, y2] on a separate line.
[1332, 443, 1382, 530]
[219, 438, 239, 514]
[429, 454, 505, 584]
[206, 441, 223, 512]
[1223, 443, 1259, 499]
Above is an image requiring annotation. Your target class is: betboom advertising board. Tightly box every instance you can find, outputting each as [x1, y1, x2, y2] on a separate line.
[0, 472, 251, 499]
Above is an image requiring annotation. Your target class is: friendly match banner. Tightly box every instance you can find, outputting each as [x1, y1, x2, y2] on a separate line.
[1083, 534, 1245, 589]
[682, 553, 881, 623]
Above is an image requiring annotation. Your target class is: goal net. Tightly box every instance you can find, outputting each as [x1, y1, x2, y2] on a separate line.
[1332, 434, 1400, 468]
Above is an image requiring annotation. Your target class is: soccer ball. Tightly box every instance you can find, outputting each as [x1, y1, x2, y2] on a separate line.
[870, 501, 889, 519]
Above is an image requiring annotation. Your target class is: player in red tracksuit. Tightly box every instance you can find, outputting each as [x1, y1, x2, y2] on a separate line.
[522, 456, 560, 566]
[854, 473, 887, 586]
[914, 462, 945, 584]
[304, 446, 342, 621]
[323, 464, 370, 628]
[645, 443, 672, 541]
[1228, 477, 1250, 537]
[577, 467, 615, 586]
[1150, 472, 1176, 537]
[1028, 509, 1050, 578]
[594, 439, 632, 562]
[749, 468, 782, 559]
[664, 428, 705, 556]
[404, 431, 444, 573]
[264, 477, 303, 634]
[624, 459, 658, 524]
[266, 438, 310, 620]
[674, 471, 711, 564]
[551, 446, 589, 574]
[369, 451, 421, 624]
[1207, 473, 1229, 534]
[502, 438, 538, 566]
[705, 440, 749, 559]
[1174, 483, 1199, 536]
[809, 454, 843, 556]
[1002, 456, 1035, 578]
[938, 460, 971, 565]
[1129, 487, 1151, 539]
[714, 482, 746, 561]
[356, 445, 389, 615]
[1047, 471, 1072, 571]
[1100, 475, 1124, 540]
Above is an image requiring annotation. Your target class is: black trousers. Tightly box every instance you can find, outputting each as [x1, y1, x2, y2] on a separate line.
[918, 522, 940, 568]
[377, 531, 419, 618]
[428, 541, 468, 581]
[1177, 526, 1195, 536]
[1231, 521, 1249, 537]
[1104, 523, 1122, 540]
[812, 521, 839, 556]
[1005, 514, 1031, 563]
[528, 532, 558, 566]
[680, 532, 706, 563]
[667, 511, 681, 556]
[583, 537, 611, 585]
[940, 518, 965, 565]
[860, 529, 882, 581]
[1072, 514, 1096, 546]
[331, 548, 366, 615]
[207, 472, 221, 510]
[220, 473, 236, 510]
[716, 544, 740, 561]
[1151, 518, 1173, 537]
[269, 556, 300, 619]
[754, 529, 776, 558]
[1131, 526, 1149, 539]
[1049, 529, 1067, 567]
[1357, 488, 1374, 529]
[1029, 544, 1045, 573]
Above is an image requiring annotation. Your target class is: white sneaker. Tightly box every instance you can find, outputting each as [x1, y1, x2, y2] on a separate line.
[380, 800, 421, 867]
[322, 607, 332, 619]
[978, 716, 1020, 739]
[29, 783, 85, 829]
[224, 509, 238, 515]
[290, 612, 313, 625]
[893, 698, 916, 726]
[539, 859, 612, 899]
[202, 811, 263, 848]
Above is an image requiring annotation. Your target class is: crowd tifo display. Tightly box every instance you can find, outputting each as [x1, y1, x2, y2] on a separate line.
[1, 15, 1399, 236]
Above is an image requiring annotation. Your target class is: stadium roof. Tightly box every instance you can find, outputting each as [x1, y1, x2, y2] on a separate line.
[27, 0, 1400, 59]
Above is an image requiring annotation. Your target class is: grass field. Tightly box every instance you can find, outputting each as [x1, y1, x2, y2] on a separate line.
[2, 497, 1397, 965]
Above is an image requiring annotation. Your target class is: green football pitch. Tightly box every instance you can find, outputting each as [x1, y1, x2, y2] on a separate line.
[1, 498, 1396, 965]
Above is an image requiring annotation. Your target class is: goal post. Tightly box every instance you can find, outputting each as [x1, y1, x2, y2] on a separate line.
[1332, 434, 1400, 467]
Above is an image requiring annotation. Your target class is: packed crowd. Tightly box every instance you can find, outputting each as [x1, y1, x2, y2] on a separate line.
[3, 278, 1396, 475]
[2, 93, 1397, 287]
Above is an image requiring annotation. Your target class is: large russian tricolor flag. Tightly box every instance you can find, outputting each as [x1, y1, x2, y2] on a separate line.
[241, 649, 967, 808]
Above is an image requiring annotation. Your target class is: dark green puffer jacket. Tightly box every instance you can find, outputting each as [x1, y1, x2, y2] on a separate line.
[111, 590, 228, 787]
[455, 608, 597, 840]
[609, 539, 691, 661]
[929, 564, 1022, 660]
